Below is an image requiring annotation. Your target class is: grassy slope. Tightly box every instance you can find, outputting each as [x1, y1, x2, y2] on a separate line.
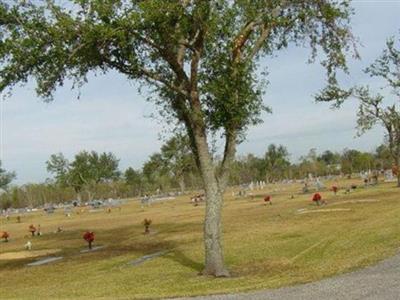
[0, 180, 399, 299]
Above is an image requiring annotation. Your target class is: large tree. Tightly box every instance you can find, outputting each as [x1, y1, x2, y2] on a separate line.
[0, 0, 355, 276]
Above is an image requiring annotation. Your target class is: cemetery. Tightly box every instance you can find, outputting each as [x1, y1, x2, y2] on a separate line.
[1, 177, 400, 299]
[0, 1, 400, 299]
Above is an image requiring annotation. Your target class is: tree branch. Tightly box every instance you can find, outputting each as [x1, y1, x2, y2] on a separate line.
[217, 130, 237, 193]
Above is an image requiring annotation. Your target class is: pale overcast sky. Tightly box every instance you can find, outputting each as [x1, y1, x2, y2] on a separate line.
[1, 1, 399, 184]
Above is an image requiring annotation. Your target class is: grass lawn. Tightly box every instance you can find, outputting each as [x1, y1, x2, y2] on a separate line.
[1, 179, 399, 299]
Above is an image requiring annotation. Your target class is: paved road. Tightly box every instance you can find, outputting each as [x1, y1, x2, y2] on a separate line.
[174, 254, 400, 300]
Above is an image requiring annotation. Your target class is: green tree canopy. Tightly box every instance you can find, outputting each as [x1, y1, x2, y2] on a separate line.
[47, 151, 120, 198]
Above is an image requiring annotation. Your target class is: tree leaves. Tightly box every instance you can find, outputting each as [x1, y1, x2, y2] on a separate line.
[46, 151, 120, 192]
[0, 160, 16, 190]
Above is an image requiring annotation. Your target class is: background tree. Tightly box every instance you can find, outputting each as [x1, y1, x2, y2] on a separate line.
[0, 160, 16, 190]
[69, 151, 121, 200]
[229, 154, 265, 185]
[375, 144, 392, 170]
[124, 167, 144, 197]
[46, 153, 70, 187]
[297, 148, 327, 178]
[354, 88, 400, 185]
[0, 0, 355, 276]
[340, 148, 374, 176]
[47, 151, 120, 200]
[142, 153, 170, 193]
[160, 133, 196, 193]
[263, 144, 290, 182]
[320, 34, 400, 186]
[357, 35, 400, 186]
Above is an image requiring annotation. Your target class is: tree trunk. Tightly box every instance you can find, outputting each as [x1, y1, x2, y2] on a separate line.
[86, 189, 95, 201]
[178, 176, 186, 193]
[392, 156, 399, 187]
[192, 126, 230, 277]
[76, 190, 82, 203]
[396, 161, 400, 188]
[202, 172, 228, 276]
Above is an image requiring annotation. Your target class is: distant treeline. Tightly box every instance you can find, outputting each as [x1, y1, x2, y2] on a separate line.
[0, 137, 394, 209]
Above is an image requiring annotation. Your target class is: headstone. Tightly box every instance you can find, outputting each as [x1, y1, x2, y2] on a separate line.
[315, 179, 325, 191]
[127, 250, 169, 266]
[80, 245, 105, 253]
[249, 182, 254, 191]
[27, 256, 63, 266]
[25, 241, 32, 250]
[385, 170, 396, 182]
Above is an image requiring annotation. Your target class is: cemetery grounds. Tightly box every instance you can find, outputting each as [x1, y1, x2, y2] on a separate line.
[0, 178, 400, 299]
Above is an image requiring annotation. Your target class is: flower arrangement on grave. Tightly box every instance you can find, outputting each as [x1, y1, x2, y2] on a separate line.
[312, 193, 322, 206]
[143, 218, 152, 234]
[332, 185, 338, 195]
[28, 224, 36, 236]
[16, 215, 21, 223]
[1, 231, 9, 242]
[264, 195, 272, 205]
[25, 241, 32, 250]
[83, 231, 95, 249]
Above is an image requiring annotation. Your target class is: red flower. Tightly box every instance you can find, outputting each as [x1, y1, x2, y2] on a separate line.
[264, 196, 271, 202]
[83, 231, 95, 243]
[332, 186, 338, 193]
[312, 193, 322, 202]
[28, 224, 36, 233]
[1, 231, 9, 239]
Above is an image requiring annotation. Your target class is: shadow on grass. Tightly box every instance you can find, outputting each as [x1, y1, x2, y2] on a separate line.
[0, 221, 204, 272]
[164, 249, 203, 272]
[101, 222, 204, 271]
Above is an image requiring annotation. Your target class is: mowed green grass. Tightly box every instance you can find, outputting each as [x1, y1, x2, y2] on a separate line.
[1, 179, 399, 299]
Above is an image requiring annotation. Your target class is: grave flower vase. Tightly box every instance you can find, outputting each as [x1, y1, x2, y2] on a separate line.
[83, 232, 95, 250]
